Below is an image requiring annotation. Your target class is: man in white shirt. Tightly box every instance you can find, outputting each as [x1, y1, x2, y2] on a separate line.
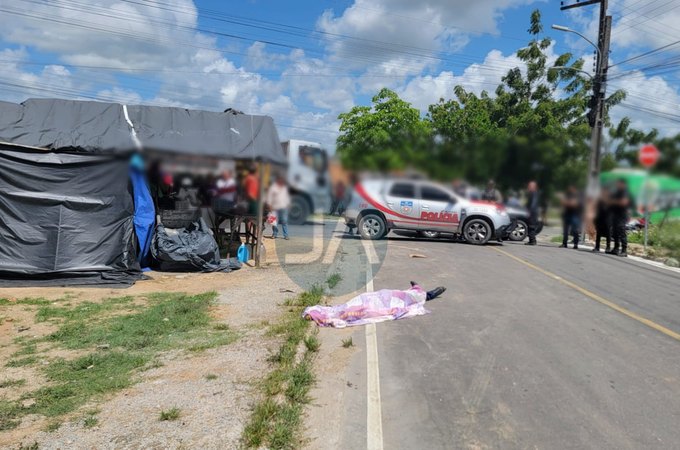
[267, 174, 291, 239]
[215, 170, 237, 202]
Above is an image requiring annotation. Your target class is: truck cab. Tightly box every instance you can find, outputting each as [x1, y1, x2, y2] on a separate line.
[282, 140, 332, 224]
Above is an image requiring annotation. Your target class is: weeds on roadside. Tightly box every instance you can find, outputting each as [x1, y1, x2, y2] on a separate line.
[342, 337, 354, 348]
[242, 286, 323, 449]
[44, 420, 61, 432]
[205, 373, 218, 380]
[82, 409, 99, 428]
[159, 407, 181, 421]
[303, 335, 320, 353]
[326, 273, 342, 289]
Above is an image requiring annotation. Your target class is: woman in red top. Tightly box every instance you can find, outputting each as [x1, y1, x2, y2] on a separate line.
[243, 166, 259, 215]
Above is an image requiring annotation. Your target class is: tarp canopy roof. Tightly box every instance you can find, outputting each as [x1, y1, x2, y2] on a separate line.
[0, 98, 285, 164]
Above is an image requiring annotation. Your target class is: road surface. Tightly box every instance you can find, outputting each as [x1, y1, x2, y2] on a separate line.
[299, 221, 680, 450]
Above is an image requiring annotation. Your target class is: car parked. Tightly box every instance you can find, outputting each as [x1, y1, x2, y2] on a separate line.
[344, 178, 511, 244]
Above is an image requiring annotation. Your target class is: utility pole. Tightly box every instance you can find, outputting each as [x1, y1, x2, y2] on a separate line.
[560, 0, 612, 238]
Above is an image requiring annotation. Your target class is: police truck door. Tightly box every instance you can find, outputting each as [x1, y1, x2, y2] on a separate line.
[384, 181, 421, 228]
[418, 183, 460, 232]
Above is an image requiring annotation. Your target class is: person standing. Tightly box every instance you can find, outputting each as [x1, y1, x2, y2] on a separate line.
[608, 178, 631, 257]
[330, 181, 346, 215]
[525, 181, 540, 246]
[593, 187, 612, 253]
[482, 180, 504, 203]
[560, 185, 583, 249]
[267, 174, 291, 240]
[215, 170, 237, 202]
[243, 166, 259, 216]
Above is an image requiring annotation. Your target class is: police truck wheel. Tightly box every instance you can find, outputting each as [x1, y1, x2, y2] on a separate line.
[288, 195, 310, 225]
[358, 214, 386, 240]
[508, 220, 528, 241]
[463, 219, 492, 245]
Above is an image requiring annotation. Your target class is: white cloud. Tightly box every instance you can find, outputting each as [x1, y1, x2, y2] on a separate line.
[317, 0, 538, 76]
[0, 0, 199, 68]
[398, 49, 525, 111]
[608, 70, 680, 136]
[0, 48, 78, 103]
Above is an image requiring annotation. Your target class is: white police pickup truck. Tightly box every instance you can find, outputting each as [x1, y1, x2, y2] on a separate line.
[344, 178, 511, 244]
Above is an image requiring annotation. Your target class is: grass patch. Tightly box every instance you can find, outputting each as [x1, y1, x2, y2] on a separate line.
[44, 420, 62, 432]
[550, 235, 563, 243]
[303, 335, 320, 353]
[159, 407, 181, 421]
[82, 409, 100, 428]
[326, 273, 342, 289]
[6, 356, 38, 368]
[205, 373, 218, 380]
[0, 379, 26, 389]
[0, 291, 237, 430]
[0, 399, 22, 431]
[0, 298, 52, 306]
[341, 337, 354, 348]
[17, 442, 39, 450]
[242, 286, 323, 449]
[12, 343, 38, 357]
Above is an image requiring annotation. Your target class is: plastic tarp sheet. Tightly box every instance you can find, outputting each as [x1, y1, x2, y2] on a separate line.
[151, 218, 241, 273]
[0, 98, 285, 163]
[130, 165, 155, 269]
[302, 284, 429, 328]
[0, 147, 142, 286]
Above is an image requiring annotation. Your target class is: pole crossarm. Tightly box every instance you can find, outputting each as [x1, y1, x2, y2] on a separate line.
[560, 0, 601, 11]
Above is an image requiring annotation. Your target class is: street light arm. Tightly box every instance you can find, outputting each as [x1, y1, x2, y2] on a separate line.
[549, 66, 595, 80]
[551, 24, 601, 63]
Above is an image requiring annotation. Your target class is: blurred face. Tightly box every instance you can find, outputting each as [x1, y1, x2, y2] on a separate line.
[528, 181, 537, 192]
[222, 170, 232, 180]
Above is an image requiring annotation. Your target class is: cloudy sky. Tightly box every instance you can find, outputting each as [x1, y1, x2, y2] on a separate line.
[1, 0, 679, 149]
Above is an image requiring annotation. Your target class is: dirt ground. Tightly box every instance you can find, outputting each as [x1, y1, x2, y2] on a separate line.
[0, 239, 328, 450]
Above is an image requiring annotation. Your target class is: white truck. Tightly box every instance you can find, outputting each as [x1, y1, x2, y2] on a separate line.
[281, 139, 332, 225]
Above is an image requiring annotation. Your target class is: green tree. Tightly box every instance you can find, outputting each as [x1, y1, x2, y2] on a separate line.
[426, 9, 625, 196]
[336, 88, 430, 172]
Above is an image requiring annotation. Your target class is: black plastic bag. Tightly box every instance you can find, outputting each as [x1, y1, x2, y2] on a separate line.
[151, 218, 240, 272]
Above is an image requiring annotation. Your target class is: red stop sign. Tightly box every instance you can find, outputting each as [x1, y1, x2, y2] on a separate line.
[639, 144, 660, 168]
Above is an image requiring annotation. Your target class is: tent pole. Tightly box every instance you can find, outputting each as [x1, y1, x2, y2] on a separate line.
[255, 161, 267, 267]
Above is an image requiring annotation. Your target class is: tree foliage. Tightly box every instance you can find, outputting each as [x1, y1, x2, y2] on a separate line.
[336, 88, 431, 172]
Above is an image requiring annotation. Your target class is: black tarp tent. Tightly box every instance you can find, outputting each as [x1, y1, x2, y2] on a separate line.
[0, 98, 284, 286]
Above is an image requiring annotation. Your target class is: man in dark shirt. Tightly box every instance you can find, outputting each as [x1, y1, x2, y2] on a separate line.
[560, 185, 583, 249]
[525, 181, 540, 245]
[608, 178, 631, 257]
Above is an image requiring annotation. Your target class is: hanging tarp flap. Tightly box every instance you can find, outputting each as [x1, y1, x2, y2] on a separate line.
[129, 165, 155, 269]
[0, 98, 285, 163]
[0, 147, 142, 286]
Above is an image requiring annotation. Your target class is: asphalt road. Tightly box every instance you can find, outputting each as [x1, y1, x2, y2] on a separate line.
[307, 224, 680, 450]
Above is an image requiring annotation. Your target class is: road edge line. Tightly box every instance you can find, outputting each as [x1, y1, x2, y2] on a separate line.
[363, 250, 383, 450]
[492, 246, 680, 342]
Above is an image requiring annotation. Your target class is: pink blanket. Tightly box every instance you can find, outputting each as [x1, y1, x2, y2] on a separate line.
[302, 285, 429, 328]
